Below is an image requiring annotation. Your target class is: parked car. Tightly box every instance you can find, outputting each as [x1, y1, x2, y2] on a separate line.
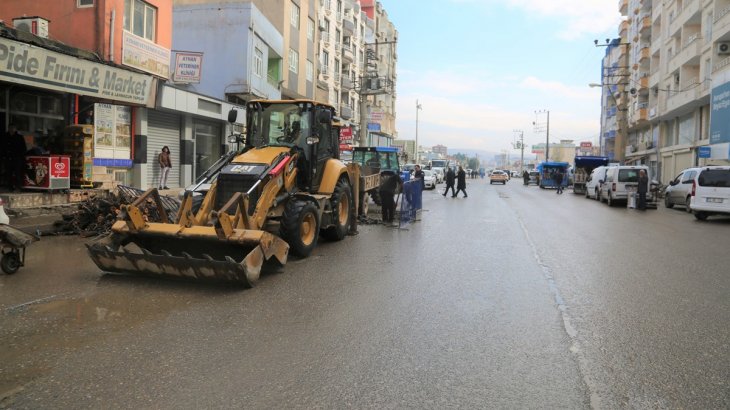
[599, 165, 655, 206]
[489, 170, 508, 184]
[431, 168, 444, 183]
[422, 170, 437, 190]
[688, 166, 730, 220]
[585, 165, 613, 200]
[527, 170, 539, 185]
[664, 167, 700, 211]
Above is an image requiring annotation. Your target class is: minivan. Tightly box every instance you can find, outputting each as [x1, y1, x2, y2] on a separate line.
[664, 167, 700, 211]
[689, 166, 730, 220]
[599, 165, 653, 206]
[585, 165, 612, 200]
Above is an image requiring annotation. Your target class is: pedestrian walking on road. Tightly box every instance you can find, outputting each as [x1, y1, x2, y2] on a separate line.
[442, 166, 456, 197]
[158, 146, 172, 190]
[523, 170, 529, 186]
[554, 169, 564, 194]
[637, 169, 649, 210]
[454, 166, 468, 198]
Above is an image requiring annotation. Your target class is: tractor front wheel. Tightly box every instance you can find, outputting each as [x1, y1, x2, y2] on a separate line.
[280, 200, 320, 258]
[322, 178, 353, 241]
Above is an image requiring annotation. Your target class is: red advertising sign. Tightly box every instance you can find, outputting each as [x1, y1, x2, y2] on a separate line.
[339, 127, 353, 140]
[51, 156, 70, 178]
[580, 142, 593, 149]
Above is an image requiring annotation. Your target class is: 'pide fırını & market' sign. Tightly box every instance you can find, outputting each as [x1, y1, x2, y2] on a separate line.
[0, 37, 155, 106]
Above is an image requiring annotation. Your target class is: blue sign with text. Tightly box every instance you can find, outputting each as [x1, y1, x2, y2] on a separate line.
[367, 123, 381, 132]
[698, 146, 711, 158]
[710, 81, 730, 144]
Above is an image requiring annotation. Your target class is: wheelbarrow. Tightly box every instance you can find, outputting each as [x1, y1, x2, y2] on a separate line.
[0, 224, 40, 274]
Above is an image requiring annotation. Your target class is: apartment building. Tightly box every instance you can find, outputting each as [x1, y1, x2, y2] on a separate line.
[597, 39, 629, 163]
[608, 0, 730, 183]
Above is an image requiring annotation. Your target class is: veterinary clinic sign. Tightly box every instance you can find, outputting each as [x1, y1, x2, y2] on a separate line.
[173, 52, 203, 83]
[0, 37, 155, 105]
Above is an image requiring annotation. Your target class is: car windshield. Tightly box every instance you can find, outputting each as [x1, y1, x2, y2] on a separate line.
[247, 102, 311, 149]
[698, 169, 730, 187]
[618, 169, 642, 182]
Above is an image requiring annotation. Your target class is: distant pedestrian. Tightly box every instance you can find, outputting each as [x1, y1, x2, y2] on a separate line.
[158, 146, 172, 189]
[454, 166, 468, 198]
[443, 167, 456, 197]
[379, 171, 402, 225]
[523, 170, 529, 186]
[554, 169, 564, 194]
[413, 164, 425, 190]
[637, 169, 649, 210]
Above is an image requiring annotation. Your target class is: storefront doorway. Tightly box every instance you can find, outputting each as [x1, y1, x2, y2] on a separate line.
[194, 121, 222, 179]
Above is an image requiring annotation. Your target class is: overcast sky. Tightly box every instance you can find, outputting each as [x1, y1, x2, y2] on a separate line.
[383, 0, 623, 153]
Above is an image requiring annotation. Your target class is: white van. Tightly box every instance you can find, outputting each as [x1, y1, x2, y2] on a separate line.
[599, 165, 653, 206]
[585, 165, 612, 200]
[689, 166, 730, 220]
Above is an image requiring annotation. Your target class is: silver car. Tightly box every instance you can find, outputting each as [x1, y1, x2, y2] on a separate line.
[664, 167, 699, 211]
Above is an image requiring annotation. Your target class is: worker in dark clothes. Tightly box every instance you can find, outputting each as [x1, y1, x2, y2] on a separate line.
[379, 171, 402, 225]
[5, 125, 27, 191]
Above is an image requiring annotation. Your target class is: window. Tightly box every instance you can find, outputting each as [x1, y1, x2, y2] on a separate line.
[124, 0, 156, 41]
[291, 2, 300, 29]
[77, 0, 94, 7]
[289, 49, 299, 73]
[254, 48, 263, 77]
[306, 60, 313, 82]
[322, 51, 330, 74]
[307, 18, 314, 41]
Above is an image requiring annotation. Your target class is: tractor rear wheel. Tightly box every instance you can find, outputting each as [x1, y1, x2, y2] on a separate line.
[322, 178, 352, 241]
[280, 200, 320, 258]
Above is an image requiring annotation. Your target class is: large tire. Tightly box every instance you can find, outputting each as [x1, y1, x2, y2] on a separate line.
[1, 252, 21, 274]
[685, 196, 692, 213]
[664, 195, 674, 209]
[694, 211, 708, 221]
[322, 178, 352, 241]
[280, 200, 320, 258]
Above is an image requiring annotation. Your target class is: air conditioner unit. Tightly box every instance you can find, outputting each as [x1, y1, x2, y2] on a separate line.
[13, 17, 50, 38]
[717, 42, 730, 55]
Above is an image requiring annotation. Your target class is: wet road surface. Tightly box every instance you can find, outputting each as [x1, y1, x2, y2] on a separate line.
[1, 178, 728, 408]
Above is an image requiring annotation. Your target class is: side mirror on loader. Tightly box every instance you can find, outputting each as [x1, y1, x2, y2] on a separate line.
[228, 109, 238, 123]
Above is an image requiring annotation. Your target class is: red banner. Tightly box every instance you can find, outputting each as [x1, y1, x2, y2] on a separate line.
[339, 127, 353, 140]
[51, 156, 70, 178]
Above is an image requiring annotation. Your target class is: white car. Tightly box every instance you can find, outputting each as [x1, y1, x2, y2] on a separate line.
[689, 166, 730, 220]
[422, 170, 437, 190]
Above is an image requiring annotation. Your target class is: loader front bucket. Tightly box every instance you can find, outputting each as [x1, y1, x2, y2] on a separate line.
[86, 225, 289, 287]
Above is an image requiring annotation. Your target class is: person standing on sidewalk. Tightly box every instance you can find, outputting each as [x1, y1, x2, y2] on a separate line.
[454, 166, 468, 198]
[158, 146, 172, 190]
[379, 171, 402, 225]
[637, 169, 649, 210]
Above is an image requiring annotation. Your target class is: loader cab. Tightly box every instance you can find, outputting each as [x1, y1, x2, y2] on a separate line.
[246, 100, 336, 191]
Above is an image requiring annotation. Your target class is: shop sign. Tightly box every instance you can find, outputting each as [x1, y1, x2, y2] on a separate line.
[369, 111, 384, 121]
[0, 37, 155, 106]
[93, 103, 132, 166]
[697, 146, 711, 158]
[367, 123, 381, 132]
[172, 52, 203, 83]
[710, 81, 730, 145]
[122, 31, 171, 79]
[339, 126, 353, 144]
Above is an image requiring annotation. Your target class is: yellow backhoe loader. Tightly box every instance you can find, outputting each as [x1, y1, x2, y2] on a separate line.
[87, 100, 359, 286]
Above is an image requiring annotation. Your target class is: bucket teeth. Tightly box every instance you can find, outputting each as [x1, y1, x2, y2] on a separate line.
[161, 250, 172, 257]
[202, 254, 214, 261]
[181, 252, 193, 259]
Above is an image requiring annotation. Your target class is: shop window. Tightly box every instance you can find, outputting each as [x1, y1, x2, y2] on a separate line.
[124, 0, 156, 41]
[77, 0, 94, 7]
[12, 92, 39, 114]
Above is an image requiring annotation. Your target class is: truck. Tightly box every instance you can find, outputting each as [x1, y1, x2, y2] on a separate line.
[572, 156, 609, 195]
[87, 99, 360, 287]
[351, 146, 401, 214]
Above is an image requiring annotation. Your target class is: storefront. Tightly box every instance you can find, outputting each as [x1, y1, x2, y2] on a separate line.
[0, 34, 156, 190]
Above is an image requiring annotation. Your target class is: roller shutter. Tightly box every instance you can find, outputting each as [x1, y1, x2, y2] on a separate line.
[147, 111, 181, 188]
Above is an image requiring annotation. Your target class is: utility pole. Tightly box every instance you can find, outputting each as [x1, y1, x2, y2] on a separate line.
[513, 129, 525, 172]
[415, 99, 422, 163]
[534, 110, 550, 161]
[358, 39, 397, 148]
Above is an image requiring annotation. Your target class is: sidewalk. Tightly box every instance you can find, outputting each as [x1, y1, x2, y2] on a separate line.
[5, 205, 73, 236]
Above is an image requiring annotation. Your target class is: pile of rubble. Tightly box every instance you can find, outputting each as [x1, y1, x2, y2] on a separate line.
[54, 186, 180, 237]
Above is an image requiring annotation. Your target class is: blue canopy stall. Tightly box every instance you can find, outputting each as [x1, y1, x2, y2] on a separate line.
[537, 161, 570, 189]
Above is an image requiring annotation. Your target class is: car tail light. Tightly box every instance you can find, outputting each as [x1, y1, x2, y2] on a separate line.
[691, 180, 696, 196]
[612, 183, 616, 192]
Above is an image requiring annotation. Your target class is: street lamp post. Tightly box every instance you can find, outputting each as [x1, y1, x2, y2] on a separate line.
[415, 100, 422, 163]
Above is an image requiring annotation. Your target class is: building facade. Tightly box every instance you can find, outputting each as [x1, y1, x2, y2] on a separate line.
[605, 0, 730, 184]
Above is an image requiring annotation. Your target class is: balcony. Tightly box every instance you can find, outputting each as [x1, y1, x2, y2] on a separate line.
[639, 46, 650, 63]
[341, 76, 353, 90]
[640, 15, 651, 35]
[340, 104, 353, 119]
[671, 35, 702, 67]
[342, 19, 355, 35]
[620, 20, 629, 38]
[665, 84, 699, 113]
[341, 43, 354, 63]
[619, 0, 628, 15]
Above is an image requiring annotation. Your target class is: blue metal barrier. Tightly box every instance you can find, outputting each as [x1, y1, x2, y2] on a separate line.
[398, 179, 422, 227]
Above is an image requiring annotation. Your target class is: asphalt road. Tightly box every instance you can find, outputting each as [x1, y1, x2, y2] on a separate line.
[1, 178, 728, 409]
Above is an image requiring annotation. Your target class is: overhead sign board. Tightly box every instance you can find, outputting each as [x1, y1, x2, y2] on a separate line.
[710, 81, 730, 145]
[697, 146, 712, 158]
[172, 52, 203, 83]
[367, 123, 381, 132]
[122, 31, 171, 79]
[0, 37, 156, 106]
